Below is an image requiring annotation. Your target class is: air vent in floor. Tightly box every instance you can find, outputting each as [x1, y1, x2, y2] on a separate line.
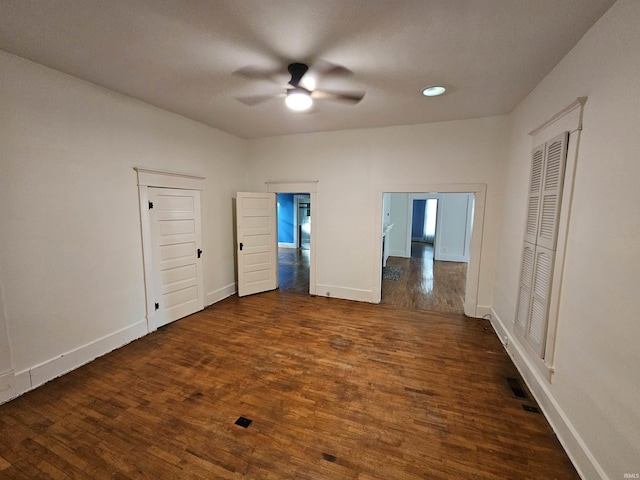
[235, 417, 252, 428]
[522, 405, 541, 414]
[506, 377, 528, 399]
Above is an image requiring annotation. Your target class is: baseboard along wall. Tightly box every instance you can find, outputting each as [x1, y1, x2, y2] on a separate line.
[490, 308, 608, 480]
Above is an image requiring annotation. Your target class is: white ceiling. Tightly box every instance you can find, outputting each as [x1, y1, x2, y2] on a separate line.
[0, 0, 615, 139]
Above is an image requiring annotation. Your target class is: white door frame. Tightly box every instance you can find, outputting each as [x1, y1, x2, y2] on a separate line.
[374, 183, 486, 317]
[135, 168, 205, 332]
[266, 181, 318, 296]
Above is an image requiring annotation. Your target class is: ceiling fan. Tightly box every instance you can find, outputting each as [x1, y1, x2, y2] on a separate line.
[235, 61, 365, 111]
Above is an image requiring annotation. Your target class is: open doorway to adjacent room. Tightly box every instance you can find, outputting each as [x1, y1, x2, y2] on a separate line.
[277, 193, 311, 294]
[380, 191, 475, 315]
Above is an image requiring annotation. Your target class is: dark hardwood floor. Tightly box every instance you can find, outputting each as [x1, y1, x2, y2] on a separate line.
[382, 242, 467, 315]
[0, 292, 578, 479]
[278, 247, 310, 295]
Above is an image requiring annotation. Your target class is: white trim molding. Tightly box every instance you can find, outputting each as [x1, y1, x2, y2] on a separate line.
[317, 284, 374, 303]
[11, 319, 147, 399]
[0, 370, 17, 404]
[134, 168, 205, 190]
[526, 98, 587, 372]
[266, 180, 318, 193]
[134, 168, 205, 332]
[266, 181, 318, 296]
[206, 283, 236, 307]
[490, 308, 607, 480]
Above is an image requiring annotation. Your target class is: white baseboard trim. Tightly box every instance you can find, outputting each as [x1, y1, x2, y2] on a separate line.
[13, 319, 148, 399]
[460, 303, 492, 318]
[490, 308, 607, 480]
[14, 369, 31, 396]
[389, 249, 409, 258]
[434, 253, 469, 263]
[316, 284, 374, 303]
[206, 283, 236, 306]
[278, 242, 296, 248]
[0, 370, 17, 404]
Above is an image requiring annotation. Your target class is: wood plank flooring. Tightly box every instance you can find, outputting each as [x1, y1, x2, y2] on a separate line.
[382, 242, 467, 315]
[278, 247, 310, 295]
[0, 292, 578, 479]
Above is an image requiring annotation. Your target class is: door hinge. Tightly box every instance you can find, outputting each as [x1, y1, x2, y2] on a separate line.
[148, 201, 154, 209]
[197, 248, 202, 258]
[239, 242, 243, 251]
[155, 302, 159, 311]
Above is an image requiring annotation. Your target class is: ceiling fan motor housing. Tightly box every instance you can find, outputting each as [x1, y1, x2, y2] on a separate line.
[287, 62, 309, 87]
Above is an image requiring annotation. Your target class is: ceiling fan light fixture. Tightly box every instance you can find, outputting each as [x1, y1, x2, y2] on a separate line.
[285, 88, 313, 111]
[422, 85, 446, 97]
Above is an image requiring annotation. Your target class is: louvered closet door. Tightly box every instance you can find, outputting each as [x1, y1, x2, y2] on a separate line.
[515, 131, 568, 359]
[525, 144, 545, 244]
[537, 132, 568, 250]
[515, 242, 536, 334]
[527, 246, 555, 356]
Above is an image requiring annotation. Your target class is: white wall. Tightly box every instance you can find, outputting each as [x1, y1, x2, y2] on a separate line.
[0, 51, 247, 395]
[388, 193, 409, 257]
[434, 193, 473, 263]
[0, 268, 15, 403]
[4, 5, 636, 474]
[491, 1, 640, 478]
[246, 116, 507, 308]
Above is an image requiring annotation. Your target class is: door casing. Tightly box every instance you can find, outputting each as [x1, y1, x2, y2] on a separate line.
[135, 168, 205, 332]
[267, 181, 317, 296]
[375, 183, 486, 317]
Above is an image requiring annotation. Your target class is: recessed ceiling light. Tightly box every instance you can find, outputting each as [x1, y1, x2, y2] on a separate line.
[285, 88, 313, 111]
[422, 86, 446, 97]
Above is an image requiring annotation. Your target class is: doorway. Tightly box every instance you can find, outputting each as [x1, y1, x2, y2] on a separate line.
[267, 181, 318, 296]
[382, 193, 472, 315]
[375, 184, 486, 317]
[277, 193, 311, 294]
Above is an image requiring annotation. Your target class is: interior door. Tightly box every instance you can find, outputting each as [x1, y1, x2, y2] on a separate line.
[236, 192, 278, 297]
[149, 187, 204, 328]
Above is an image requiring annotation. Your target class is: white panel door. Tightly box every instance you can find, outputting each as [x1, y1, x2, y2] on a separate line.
[236, 192, 277, 297]
[149, 187, 204, 328]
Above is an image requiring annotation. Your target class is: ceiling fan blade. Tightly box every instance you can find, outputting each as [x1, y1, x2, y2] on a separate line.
[233, 66, 285, 86]
[311, 59, 354, 79]
[236, 92, 284, 106]
[311, 89, 365, 104]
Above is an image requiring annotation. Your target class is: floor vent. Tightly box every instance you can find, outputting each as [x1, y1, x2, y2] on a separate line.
[506, 377, 528, 399]
[522, 405, 540, 414]
[235, 417, 252, 428]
